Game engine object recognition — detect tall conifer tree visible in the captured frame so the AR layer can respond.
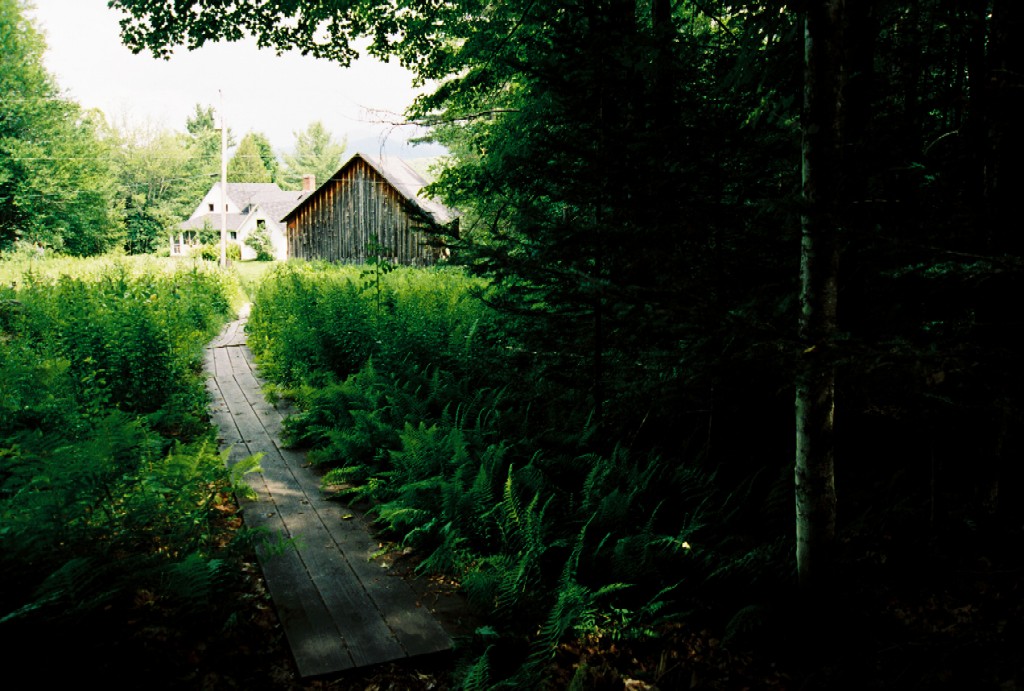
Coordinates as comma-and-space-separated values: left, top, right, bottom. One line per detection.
228, 132, 272, 183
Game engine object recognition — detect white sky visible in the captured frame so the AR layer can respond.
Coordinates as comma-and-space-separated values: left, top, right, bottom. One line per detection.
27, 0, 444, 158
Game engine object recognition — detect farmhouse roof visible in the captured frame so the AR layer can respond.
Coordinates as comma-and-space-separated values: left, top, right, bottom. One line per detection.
282, 152, 459, 227
219, 182, 306, 211
180, 212, 248, 232
260, 196, 309, 226
181, 182, 309, 232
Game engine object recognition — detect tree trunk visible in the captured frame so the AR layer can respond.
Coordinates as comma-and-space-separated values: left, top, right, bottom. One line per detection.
983, 0, 1024, 512
988, 0, 1024, 255
796, 0, 846, 590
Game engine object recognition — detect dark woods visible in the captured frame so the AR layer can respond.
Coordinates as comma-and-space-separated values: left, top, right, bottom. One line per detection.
68, 0, 1024, 686
427, 0, 1024, 558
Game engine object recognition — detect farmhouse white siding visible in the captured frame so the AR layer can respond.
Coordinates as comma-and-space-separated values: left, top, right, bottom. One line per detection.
176, 182, 308, 261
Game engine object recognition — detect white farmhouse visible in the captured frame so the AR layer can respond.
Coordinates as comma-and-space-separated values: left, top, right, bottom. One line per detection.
172, 178, 314, 261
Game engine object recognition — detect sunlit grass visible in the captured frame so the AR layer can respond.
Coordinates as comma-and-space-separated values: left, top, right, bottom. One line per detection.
0, 252, 207, 284
231, 260, 278, 302
0, 251, 254, 314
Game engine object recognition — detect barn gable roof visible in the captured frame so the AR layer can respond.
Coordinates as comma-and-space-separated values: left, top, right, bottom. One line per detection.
282, 152, 458, 227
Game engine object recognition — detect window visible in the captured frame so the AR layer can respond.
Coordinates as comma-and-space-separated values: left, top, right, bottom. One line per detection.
229, 231, 238, 240
208, 203, 214, 212
256, 219, 266, 230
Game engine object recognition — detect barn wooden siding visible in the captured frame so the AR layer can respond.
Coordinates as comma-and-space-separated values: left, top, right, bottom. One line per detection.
286, 158, 442, 265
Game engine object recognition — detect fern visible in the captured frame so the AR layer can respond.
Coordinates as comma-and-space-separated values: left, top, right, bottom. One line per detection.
491, 467, 558, 620
1, 557, 118, 624
520, 519, 630, 683
320, 464, 374, 488
459, 646, 494, 691
373, 502, 434, 538
415, 521, 469, 575
226, 450, 263, 501
160, 554, 228, 608
462, 558, 502, 611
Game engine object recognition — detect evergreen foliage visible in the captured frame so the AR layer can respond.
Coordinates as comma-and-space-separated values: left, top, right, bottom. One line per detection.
227, 132, 273, 183
249, 131, 280, 182
279, 121, 347, 191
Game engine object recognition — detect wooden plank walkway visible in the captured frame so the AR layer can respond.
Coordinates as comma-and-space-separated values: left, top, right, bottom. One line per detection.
204, 305, 452, 678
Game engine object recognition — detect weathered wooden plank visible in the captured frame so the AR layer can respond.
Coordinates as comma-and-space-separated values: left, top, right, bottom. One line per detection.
242, 495, 357, 676
223, 381, 428, 664
217, 381, 268, 447
225, 355, 292, 442
227, 444, 356, 675
324, 510, 452, 657
205, 375, 228, 413
205, 316, 452, 678
272, 494, 407, 667
213, 347, 233, 379
230, 415, 364, 677
274, 447, 452, 657
226, 343, 253, 379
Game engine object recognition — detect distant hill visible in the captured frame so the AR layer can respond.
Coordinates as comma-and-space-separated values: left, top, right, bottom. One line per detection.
346, 136, 448, 161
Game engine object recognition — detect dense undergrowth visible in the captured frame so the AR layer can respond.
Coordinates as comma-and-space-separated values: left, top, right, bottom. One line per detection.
1, 256, 1017, 688
247, 261, 788, 689
0, 256, 256, 684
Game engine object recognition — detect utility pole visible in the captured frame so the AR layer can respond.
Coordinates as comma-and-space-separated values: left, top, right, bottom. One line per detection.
219, 89, 227, 268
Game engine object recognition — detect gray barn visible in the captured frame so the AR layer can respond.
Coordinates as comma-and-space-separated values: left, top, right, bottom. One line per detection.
282, 152, 458, 264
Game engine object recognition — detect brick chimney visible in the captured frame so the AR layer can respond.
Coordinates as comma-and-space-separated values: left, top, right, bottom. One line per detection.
301, 174, 316, 192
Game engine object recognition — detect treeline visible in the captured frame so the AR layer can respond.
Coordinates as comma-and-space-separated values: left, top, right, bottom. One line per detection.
0, 0, 348, 257
0, 259, 251, 683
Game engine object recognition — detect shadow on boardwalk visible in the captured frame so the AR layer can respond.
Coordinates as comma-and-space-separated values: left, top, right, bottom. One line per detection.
204, 305, 452, 678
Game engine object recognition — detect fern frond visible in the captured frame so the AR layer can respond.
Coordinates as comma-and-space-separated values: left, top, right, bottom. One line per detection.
1, 557, 116, 624
227, 451, 263, 500
161, 553, 227, 608
415, 521, 468, 575
459, 646, 494, 691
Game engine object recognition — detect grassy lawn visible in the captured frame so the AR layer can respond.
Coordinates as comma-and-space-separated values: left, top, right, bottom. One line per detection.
232, 259, 278, 301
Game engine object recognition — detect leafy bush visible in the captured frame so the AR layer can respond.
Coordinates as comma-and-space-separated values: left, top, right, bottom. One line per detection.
244, 224, 275, 261
196, 240, 241, 262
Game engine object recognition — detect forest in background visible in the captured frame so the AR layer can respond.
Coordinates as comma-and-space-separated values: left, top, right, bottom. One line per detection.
2, 0, 1023, 688
1, 0, 350, 257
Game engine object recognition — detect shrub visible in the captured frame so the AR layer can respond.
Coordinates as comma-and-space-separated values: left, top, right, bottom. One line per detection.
244, 225, 275, 261
196, 241, 241, 262
0, 257, 250, 668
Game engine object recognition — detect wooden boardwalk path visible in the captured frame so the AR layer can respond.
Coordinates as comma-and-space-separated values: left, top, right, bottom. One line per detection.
204, 305, 452, 678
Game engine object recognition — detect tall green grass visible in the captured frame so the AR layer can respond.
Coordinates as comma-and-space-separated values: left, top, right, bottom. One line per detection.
0, 257, 252, 678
